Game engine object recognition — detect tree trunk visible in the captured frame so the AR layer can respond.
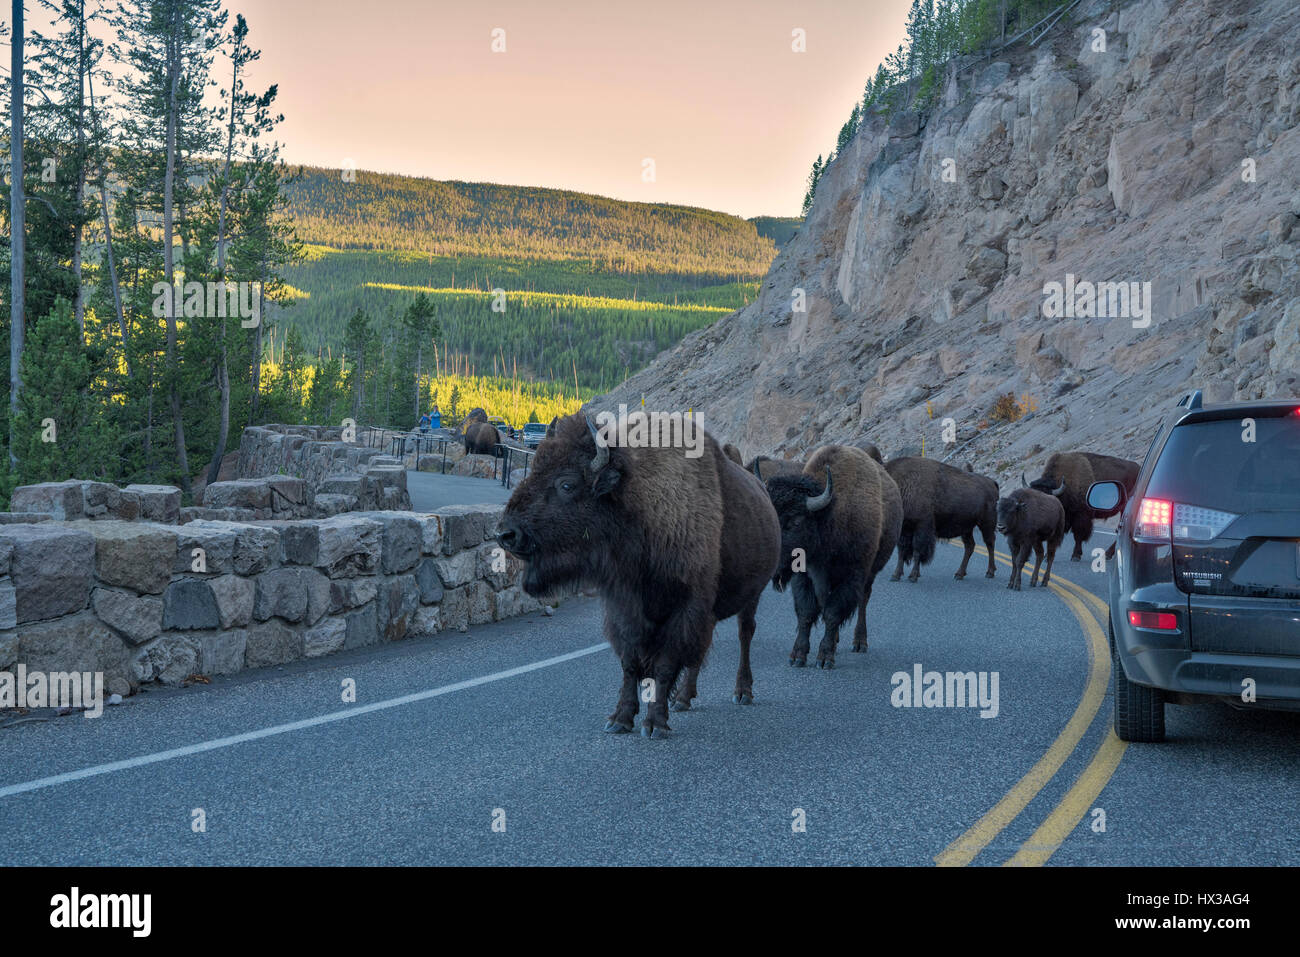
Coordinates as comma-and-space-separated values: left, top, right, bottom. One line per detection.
205, 40, 242, 486
71, 0, 87, 339
9, 0, 26, 471
162, 4, 190, 491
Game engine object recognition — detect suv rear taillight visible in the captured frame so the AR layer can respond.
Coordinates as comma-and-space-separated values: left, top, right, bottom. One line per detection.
1133, 498, 1238, 542
1128, 610, 1178, 631
1134, 498, 1172, 540
1172, 503, 1238, 541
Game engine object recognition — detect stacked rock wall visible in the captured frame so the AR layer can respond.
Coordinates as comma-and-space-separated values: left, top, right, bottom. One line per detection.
0, 504, 548, 695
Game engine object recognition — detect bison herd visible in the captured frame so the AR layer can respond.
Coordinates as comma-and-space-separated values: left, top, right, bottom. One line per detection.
497, 412, 1138, 737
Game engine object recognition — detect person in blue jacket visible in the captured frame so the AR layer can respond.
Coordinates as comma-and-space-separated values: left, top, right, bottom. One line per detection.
428, 405, 442, 429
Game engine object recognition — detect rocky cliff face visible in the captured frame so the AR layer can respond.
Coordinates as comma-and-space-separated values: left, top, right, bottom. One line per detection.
596, 0, 1300, 478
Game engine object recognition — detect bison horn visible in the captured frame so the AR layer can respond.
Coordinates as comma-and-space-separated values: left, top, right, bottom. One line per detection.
1021, 472, 1029, 488
752, 455, 767, 480
1051, 480, 1065, 496
805, 467, 834, 513
585, 415, 610, 472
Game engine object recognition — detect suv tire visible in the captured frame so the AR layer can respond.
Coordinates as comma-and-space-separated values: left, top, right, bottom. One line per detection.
1111, 617, 1166, 742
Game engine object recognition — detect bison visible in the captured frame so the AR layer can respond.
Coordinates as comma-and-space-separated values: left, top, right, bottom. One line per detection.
996, 487, 1066, 590
760, 445, 902, 669
723, 443, 744, 466
884, 456, 998, 582
1028, 451, 1140, 561
496, 412, 780, 736
463, 420, 503, 456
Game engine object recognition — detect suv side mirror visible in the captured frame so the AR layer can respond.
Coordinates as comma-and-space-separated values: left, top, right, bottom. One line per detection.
1087, 480, 1125, 517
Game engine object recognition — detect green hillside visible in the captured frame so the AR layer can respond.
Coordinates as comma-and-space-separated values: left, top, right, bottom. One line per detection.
282, 167, 777, 277
274, 169, 776, 393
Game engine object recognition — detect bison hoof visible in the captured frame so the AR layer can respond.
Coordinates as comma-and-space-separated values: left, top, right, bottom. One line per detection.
817, 659, 835, 670
852, 641, 868, 653
733, 692, 753, 705
604, 720, 634, 734
670, 698, 692, 712
790, 655, 806, 667
641, 722, 669, 738
954, 571, 966, 580
889, 574, 902, 582
986, 570, 996, 579
1070, 554, 1082, 562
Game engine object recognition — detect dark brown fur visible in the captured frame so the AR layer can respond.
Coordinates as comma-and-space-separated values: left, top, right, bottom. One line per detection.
762, 445, 903, 669
884, 456, 998, 582
497, 412, 780, 736
996, 488, 1066, 590
464, 421, 503, 456
723, 443, 743, 466
1029, 451, 1139, 560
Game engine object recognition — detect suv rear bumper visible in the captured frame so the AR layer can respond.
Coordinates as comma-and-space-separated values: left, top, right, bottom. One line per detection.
1118, 643, 1300, 707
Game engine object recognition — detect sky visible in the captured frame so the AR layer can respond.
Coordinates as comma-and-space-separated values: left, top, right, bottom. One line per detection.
223, 0, 916, 218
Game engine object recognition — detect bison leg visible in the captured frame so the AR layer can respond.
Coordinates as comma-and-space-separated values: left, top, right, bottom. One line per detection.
981, 522, 997, 578
1042, 538, 1059, 588
733, 601, 759, 704
852, 578, 873, 652
790, 574, 818, 667
1029, 541, 1044, 587
955, 530, 976, 580
889, 542, 907, 582
670, 665, 699, 712
817, 577, 860, 669
605, 651, 641, 733
1008, 542, 1028, 591
642, 659, 682, 738
1069, 512, 1091, 562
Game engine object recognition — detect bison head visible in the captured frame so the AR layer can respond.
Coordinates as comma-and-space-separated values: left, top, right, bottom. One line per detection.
762, 467, 833, 590
496, 413, 625, 597
996, 494, 1025, 534
1025, 472, 1065, 496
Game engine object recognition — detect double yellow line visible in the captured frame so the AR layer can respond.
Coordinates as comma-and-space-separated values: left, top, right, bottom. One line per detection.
934, 546, 1128, 867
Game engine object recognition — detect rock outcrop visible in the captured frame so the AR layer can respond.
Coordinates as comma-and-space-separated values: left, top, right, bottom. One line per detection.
596, 0, 1300, 481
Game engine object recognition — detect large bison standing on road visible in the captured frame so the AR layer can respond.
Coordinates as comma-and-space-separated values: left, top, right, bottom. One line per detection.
884, 456, 998, 582
760, 445, 902, 669
496, 413, 780, 736
1028, 451, 1139, 560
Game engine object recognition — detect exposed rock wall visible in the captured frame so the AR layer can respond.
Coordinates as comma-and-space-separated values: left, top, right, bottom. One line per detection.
0, 505, 549, 695
596, 0, 1300, 483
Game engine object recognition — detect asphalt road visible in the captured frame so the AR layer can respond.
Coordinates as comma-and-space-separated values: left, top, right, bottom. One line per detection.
2, 531, 1298, 865
407, 470, 512, 510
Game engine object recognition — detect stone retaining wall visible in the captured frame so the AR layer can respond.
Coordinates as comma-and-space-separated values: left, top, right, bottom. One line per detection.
234, 424, 410, 511
0, 504, 547, 696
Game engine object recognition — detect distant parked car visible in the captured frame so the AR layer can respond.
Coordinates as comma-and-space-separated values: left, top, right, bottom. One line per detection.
1088, 389, 1300, 742
523, 422, 547, 449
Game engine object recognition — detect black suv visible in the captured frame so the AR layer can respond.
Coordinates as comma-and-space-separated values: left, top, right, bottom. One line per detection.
1087, 391, 1300, 742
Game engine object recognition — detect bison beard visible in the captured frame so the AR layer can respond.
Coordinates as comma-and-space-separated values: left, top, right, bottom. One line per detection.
496, 412, 779, 737
884, 456, 998, 583
761, 445, 902, 669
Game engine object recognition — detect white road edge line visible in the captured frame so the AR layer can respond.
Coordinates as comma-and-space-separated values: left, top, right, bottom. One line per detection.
0, 642, 609, 800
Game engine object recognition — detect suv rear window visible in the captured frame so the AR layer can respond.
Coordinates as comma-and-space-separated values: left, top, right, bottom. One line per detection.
1147, 413, 1300, 513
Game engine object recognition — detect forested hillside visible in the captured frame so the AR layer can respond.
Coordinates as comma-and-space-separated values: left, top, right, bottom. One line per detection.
282, 168, 777, 277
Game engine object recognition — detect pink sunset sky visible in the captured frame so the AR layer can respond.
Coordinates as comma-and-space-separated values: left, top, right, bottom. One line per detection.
228, 0, 914, 218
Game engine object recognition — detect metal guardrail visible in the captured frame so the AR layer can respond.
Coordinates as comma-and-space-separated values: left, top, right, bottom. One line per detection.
495, 444, 536, 489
